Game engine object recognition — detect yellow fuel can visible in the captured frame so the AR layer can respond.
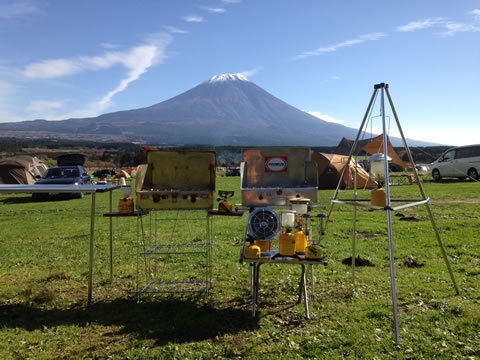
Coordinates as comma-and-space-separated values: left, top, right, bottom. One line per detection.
279, 232, 296, 256
371, 187, 387, 207
255, 240, 271, 252
294, 230, 307, 254
244, 244, 261, 258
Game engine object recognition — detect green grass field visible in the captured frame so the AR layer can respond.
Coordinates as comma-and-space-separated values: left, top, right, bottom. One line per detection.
1, 177, 479, 359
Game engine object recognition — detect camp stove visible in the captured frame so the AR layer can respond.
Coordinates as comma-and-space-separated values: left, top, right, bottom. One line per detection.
240, 148, 318, 207
135, 150, 216, 210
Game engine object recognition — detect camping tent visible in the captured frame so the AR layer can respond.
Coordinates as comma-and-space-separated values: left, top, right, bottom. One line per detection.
311, 152, 377, 190
115, 170, 130, 179
0, 155, 48, 184
361, 135, 408, 169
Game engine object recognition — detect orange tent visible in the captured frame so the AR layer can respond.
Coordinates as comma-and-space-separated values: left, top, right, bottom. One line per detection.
361, 135, 408, 169
311, 152, 377, 189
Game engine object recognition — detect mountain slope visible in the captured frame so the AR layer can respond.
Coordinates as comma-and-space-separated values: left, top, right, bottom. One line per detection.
0, 74, 435, 146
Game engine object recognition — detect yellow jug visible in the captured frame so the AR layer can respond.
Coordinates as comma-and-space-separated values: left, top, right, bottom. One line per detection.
279, 232, 296, 256
244, 244, 261, 259
294, 230, 307, 254
371, 187, 387, 207
255, 240, 271, 252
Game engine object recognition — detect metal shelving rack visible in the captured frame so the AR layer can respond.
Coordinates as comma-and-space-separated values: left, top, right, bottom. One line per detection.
136, 209, 212, 300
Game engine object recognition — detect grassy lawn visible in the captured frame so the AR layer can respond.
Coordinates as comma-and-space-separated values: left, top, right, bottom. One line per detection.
1, 177, 479, 359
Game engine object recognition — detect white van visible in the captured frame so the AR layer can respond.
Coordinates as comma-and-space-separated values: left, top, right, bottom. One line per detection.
429, 144, 480, 181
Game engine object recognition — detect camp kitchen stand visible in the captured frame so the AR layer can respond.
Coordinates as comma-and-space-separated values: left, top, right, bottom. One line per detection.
239, 148, 326, 318
134, 150, 216, 299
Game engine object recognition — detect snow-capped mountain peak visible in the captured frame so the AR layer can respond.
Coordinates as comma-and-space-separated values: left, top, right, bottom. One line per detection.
206, 73, 249, 83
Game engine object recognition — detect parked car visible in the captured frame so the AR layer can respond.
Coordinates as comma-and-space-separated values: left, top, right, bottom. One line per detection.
33, 165, 93, 199
429, 144, 480, 181
226, 167, 240, 176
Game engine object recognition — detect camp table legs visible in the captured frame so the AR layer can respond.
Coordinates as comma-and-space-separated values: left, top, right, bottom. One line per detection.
250, 262, 310, 319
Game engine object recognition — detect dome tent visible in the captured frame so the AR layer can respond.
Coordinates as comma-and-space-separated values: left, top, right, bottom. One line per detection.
0, 155, 48, 184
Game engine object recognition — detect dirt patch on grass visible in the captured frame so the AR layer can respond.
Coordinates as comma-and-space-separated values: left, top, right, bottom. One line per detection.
341, 255, 375, 267
400, 256, 425, 268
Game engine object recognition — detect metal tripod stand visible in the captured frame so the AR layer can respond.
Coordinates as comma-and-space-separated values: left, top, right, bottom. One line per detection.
326, 82, 459, 343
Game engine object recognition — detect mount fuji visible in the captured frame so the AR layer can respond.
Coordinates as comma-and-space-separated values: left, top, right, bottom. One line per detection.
0, 74, 430, 146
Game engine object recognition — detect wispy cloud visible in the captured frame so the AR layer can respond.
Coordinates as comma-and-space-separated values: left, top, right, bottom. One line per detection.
201, 6, 225, 14
396, 18, 445, 32
21, 33, 172, 119
164, 25, 187, 34
307, 111, 344, 124
183, 15, 204, 23
0, 1, 40, 19
239, 67, 262, 78
27, 99, 66, 113
323, 75, 340, 83
441, 22, 480, 36
397, 10, 480, 36
295, 32, 385, 59
23, 33, 171, 80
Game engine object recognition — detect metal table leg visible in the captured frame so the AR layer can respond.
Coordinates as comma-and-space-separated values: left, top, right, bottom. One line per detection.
252, 263, 262, 317
302, 264, 310, 319
310, 264, 315, 297
109, 190, 113, 283
88, 192, 96, 306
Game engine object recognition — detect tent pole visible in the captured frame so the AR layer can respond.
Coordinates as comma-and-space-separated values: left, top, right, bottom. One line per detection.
378, 84, 399, 344
326, 87, 378, 227
385, 87, 459, 295
352, 163, 358, 283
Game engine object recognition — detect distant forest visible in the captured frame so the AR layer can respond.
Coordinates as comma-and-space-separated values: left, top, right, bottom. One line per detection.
0, 138, 450, 168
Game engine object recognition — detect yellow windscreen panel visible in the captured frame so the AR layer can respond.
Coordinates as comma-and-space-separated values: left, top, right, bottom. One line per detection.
148, 151, 215, 190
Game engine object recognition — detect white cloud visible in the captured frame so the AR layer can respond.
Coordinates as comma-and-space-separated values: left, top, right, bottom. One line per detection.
397, 11, 480, 36
23, 33, 171, 80
441, 22, 480, 36
239, 67, 262, 78
164, 25, 187, 34
203, 7, 225, 13
0, 1, 40, 18
323, 75, 340, 83
296, 32, 385, 59
19, 33, 172, 120
24, 59, 82, 79
183, 15, 204, 23
396, 18, 445, 32
307, 111, 344, 124
27, 100, 66, 113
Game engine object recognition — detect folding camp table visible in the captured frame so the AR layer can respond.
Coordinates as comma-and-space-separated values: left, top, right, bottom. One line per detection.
0, 184, 120, 305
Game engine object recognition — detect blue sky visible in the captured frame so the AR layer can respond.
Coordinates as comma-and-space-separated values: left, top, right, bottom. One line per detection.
1, 0, 479, 146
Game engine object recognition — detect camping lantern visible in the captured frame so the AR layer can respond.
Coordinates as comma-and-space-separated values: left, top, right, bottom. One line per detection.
281, 210, 296, 228
289, 198, 310, 215
368, 153, 391, 183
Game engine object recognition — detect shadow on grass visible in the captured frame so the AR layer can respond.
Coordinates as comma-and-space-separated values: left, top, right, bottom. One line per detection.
0, 194, 83, 204
0, 297, 258, 345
